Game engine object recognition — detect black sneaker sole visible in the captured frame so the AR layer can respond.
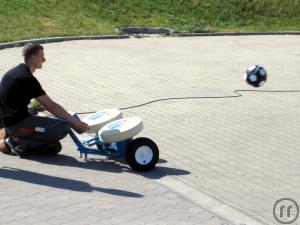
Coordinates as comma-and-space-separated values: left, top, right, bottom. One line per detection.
5, 138, 28, 157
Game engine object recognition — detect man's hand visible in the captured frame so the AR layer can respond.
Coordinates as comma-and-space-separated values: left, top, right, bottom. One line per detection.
73, 120, 89, 134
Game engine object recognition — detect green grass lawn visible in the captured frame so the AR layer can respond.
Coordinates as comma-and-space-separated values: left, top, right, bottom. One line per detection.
0, 0, 299, 43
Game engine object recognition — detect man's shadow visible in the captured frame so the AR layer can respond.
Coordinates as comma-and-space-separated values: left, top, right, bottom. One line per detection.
0, 166, 143, 198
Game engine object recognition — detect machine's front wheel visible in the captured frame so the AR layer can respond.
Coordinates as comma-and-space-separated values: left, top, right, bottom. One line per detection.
126, 137, 159, 172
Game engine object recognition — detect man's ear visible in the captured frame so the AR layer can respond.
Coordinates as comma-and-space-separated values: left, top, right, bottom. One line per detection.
29, 54, 37, 63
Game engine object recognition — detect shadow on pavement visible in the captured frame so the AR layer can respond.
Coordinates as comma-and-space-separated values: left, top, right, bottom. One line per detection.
157, 158, 168, 164
134, 166, 191, 180
21, 154, 190, 180
24, 154, 124, 173
0, 166, 143, 198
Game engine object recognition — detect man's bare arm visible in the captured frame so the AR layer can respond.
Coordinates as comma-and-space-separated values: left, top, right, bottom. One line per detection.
36, 95, 89, 133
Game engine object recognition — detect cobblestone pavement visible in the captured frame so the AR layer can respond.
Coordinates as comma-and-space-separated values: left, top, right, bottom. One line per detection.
0, 35, 299, 225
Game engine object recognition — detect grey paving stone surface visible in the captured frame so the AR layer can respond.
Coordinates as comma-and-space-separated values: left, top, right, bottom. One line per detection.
0, 35, 299, 225
0, 140, 227, 225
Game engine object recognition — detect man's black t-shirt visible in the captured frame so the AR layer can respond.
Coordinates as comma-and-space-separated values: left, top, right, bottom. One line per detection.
0, 63, 46, 127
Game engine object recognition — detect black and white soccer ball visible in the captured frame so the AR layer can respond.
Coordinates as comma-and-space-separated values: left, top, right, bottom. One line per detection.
244, 65, 267, 87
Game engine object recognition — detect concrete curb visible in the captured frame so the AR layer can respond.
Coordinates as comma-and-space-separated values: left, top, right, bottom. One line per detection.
118, 27, 175, 35
156, 174, 265, 225
0, 35, 130, 50
176, 31, 300, 37
1, 32, 299, 50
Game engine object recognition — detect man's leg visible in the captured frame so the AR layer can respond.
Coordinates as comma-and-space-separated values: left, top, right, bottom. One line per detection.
0, 128, 11, 154
11, 137, 62, 155
30, 142, 62, 155
5, 115, 71, 155
6, 115, 71, 142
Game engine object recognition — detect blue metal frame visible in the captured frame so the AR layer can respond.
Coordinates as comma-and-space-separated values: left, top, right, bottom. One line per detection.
68, 126, 131, 158
49, 112, 132, 159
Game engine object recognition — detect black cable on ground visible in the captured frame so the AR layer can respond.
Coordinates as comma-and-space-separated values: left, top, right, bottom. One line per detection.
76, 89, 300, 115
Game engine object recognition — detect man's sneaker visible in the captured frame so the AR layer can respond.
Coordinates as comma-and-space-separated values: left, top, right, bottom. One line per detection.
5, 137, 28, 157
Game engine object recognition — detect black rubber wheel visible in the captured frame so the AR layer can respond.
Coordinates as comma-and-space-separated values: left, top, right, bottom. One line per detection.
126, 137, 159, 172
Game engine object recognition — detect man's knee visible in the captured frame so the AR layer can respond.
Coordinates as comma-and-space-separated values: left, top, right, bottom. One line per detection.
50, 119, 71, 140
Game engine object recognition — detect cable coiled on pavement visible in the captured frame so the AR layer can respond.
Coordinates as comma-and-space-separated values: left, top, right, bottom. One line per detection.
76, 89, 300, 114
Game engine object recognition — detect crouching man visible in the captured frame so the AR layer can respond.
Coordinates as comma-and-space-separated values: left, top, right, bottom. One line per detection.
0, 43, 89, 157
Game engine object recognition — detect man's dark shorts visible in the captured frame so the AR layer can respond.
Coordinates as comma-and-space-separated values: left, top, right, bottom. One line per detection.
5, 115, 71, 156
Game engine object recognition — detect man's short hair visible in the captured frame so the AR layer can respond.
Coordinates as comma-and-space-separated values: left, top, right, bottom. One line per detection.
22, 43, 44, 64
